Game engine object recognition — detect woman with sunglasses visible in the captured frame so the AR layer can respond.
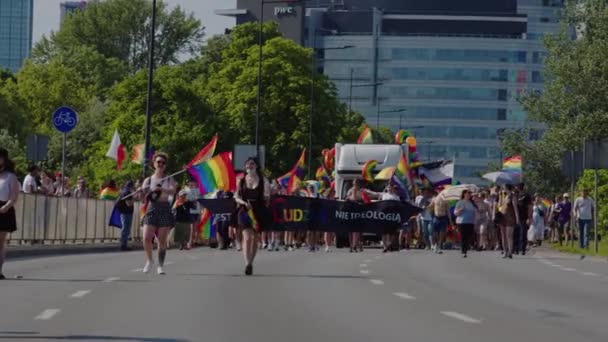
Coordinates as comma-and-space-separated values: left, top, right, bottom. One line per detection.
234, 157, 270, 276
0, 148, 20, 280
141, 152, 177, 275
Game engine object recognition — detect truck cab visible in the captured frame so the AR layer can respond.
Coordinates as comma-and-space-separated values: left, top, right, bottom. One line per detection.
334, 143, 406, 200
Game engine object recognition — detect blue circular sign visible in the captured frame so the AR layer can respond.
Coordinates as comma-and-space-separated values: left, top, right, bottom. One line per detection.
52, 107, 79, 133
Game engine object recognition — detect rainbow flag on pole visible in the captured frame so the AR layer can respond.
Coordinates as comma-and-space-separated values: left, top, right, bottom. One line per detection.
187, 134, 218, 168
187, 152, 236, 195
277, 149, 306, 194
198, 209, 216, 239
357, 125, 373, 144
502, 155, 522, 175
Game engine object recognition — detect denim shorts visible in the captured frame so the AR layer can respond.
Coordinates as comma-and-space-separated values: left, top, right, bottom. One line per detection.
432, 216, 449, 233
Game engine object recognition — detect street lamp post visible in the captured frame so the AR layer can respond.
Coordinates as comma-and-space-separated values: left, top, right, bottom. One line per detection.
376, 106, 406, 130
143, 0, 157, 177
256, 0, 302, 159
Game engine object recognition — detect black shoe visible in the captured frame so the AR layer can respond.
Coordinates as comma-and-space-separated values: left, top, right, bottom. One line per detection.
245, 264, 253, 276
0, 273, 5, 280
580, 255, 586, 260
349, 248, 353, 253
508, 254, 513, 259
462, 253, 467, 258
382, 248, 388, 253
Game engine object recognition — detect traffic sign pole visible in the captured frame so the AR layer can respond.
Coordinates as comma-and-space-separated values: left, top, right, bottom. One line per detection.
52, 106, 79, 195
62, 133, 66, 196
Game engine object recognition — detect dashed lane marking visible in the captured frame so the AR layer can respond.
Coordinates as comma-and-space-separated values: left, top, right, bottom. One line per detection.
440, 311, 481, 324
370, 279, 384, 285
103, 277, 120, 283
70, 290, 91, 298
35, 309, 60, 320
393, 292, 416, 300
360, 270, 370, 275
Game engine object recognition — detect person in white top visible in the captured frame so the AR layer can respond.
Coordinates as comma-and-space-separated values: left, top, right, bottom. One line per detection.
574, 189, 595, 249
0, 148, 20, 280
364, 183, 401, 253
22, 165, 39, 194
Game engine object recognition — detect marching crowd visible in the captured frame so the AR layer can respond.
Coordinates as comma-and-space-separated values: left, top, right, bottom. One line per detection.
0, 148, 597, 280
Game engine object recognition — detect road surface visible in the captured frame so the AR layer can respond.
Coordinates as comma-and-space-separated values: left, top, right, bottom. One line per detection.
2, 247, 608, 342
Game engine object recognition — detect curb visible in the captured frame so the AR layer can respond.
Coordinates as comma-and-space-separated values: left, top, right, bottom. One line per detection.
6, 243, 143, 259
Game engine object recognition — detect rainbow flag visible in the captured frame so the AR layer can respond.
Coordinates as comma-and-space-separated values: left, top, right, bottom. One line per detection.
394, 129, 410, 145
502, 155, 522, 174
395, 152, 408, 178
187, 134, 218, 168
315, 166, 328, 180
197, 209, 217, 240
99, 187, 119, 200
361, 160, 377, 182
357, 125, 373, 144
541, 198, 552, 209
187, 152, 236, 195
375, 166, 395, 180
277, 149, 306, 194
139, 201, 148, 221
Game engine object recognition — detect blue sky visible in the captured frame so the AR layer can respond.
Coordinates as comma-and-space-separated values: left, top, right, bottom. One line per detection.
33, 0, 236, 46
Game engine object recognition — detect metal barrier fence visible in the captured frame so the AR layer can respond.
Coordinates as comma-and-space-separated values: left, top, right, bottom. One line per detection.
8, 193, 143, 245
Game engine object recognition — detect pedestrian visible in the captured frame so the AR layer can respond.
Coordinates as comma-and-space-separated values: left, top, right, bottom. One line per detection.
475, 192, 491, 250
22, 165, 39, 194
554, 193, 571, 246
515, 183, 533, 255
305, 182, 322, 252
486, 191, 499, 250
346, 179, 366, 252
497, 185, 520, 259
141, 152, 177, 275
185, 178, 201, 250
266, 180, 282, 252
574, 189, 595, 250
322, 179, 336, 252
40, 171, 56, 196
173, 189, 194, 250
364, 183, 401, 253
116, 180, 135, 251
454, 190, 477, 258
73, 176, 91, 198
415, 188, 434, 251
55, 176, 71, 197
548, 195, 561, 243
530, 194, 546, 247
215, 191, 234, 250
234, 157, 270, 276
431, 193, 450, 254
0, 148, 20, 280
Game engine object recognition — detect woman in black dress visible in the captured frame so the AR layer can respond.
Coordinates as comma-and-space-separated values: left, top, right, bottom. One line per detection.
234, 157, 270, 276
0, 148, 20, 280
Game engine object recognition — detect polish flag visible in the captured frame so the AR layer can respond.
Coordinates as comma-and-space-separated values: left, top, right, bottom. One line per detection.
106, 129, 126, 170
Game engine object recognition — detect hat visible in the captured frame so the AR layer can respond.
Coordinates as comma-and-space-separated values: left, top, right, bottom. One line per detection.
178, 189, 188, 197
563, 193, 570, 198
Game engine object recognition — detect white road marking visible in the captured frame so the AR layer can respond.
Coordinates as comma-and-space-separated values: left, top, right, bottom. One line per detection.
359, 263, 368, 268
103, 277, 120, 283
131, 268, 143, 272
550, 264, 563, 268
370, 279, 384, 285
440, 311, 481, 324
35, 309, 60, 320
364, 259, 372, 263
393, 292, 416, 300
70, 290, 91, 298
582, 272, 599, 276
374, 256, 382, 260
165, 261, 175, 265
360, 270, 370, 275
562, 268, 576, 272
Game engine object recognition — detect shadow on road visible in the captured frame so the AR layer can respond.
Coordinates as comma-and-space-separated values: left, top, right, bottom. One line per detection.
0, 333, 189, 342
182, 273, 366, 279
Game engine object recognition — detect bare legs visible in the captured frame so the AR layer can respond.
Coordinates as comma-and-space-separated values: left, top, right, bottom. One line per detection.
242, 228, 259, 275
501, 225, 514, 258
324, 232, 334, 251
143, 225, 171, 273
0, 232, 7, 277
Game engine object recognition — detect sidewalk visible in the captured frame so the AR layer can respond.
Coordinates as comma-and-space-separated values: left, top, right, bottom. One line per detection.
6, 242, 143, 259
532, 246, 608, 263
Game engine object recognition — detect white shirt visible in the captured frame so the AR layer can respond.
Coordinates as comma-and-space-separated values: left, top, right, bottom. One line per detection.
22, 174, 37, 193
415, 195, 433, 221
381, 192, 400, 201
574, 197, 595, 220
0, 172, 19, 201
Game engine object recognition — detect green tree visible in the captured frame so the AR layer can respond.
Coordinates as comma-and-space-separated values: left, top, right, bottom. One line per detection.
576, 170, 608, 233
33, 0, 205, 74
0, 129, 27, 177
201, 23, 361, 176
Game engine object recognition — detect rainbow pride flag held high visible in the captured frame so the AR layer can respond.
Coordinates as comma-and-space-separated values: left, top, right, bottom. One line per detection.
187, 152, 236, 195
99, 187, 119, 200
361, 160, 377, 182
277, 149, 306, 194
357, 125, 373, 144
187, 134, 218, 168
502, 155, 522, 174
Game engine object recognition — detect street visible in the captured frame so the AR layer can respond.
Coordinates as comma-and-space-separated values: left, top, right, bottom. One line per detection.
1, 248, 608, 342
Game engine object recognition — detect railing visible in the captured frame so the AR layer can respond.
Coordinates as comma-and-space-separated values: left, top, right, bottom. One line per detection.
7, 193, 143, 245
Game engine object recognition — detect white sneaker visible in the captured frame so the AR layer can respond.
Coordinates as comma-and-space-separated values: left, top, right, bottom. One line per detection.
262, 243, 268, 249
288, 246, 294, 252
143, 261, 153, 274
157, 266, 166, 275
325, 246, 331, 252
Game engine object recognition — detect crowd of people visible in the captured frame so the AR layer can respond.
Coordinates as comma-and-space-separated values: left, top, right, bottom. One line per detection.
0, 147, 598, 280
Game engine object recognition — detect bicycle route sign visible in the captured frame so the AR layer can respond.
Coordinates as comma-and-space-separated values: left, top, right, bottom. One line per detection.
52, 106, 79, 133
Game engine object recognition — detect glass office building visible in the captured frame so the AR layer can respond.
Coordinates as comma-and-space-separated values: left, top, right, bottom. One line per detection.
0, 0, 33, 73
309, 0, 563, 183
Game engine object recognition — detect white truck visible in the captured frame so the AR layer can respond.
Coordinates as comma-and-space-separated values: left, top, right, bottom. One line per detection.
334, 143, 407, 200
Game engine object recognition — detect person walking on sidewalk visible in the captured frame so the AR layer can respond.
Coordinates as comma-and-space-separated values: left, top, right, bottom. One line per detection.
117, 181, 135, 251
554, 193, 571, 246
574, 189, 595, 250
0, 148, 20, 280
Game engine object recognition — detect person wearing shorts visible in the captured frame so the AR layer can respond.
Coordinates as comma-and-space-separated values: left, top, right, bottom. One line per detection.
0, 148, 20, 280
431, 195, 450, 254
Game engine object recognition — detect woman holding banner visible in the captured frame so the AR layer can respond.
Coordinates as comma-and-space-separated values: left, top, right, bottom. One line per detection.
346, 179, 366, 252
234, 157, 270, 276
364, 183, 401, 253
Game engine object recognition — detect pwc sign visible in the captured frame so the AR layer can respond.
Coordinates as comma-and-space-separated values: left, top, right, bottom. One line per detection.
274, 6, 296, 17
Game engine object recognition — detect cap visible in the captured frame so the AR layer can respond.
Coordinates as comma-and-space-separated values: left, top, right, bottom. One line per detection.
563, 193, 570, 198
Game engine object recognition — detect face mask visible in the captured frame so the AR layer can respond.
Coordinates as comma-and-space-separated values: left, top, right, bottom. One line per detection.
246, 168, 255, 175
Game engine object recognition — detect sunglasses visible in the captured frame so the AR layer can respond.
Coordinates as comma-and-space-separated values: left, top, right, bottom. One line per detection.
155, 160, 166, 165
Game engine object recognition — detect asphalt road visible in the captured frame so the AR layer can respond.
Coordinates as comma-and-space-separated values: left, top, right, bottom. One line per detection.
1, 246, 608, 342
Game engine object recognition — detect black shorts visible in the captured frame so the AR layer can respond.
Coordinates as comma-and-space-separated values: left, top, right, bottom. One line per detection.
0, 201, 16, 233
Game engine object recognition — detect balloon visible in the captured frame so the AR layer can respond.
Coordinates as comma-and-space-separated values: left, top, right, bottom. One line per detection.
394, 130, 410, 144
405, 136, 417, 147
408, 145, 416, 153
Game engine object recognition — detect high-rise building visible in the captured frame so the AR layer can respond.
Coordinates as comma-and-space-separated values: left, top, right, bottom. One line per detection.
0, 0, 34, 73
219, 0, 564, 184
60, 1, 88, 24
